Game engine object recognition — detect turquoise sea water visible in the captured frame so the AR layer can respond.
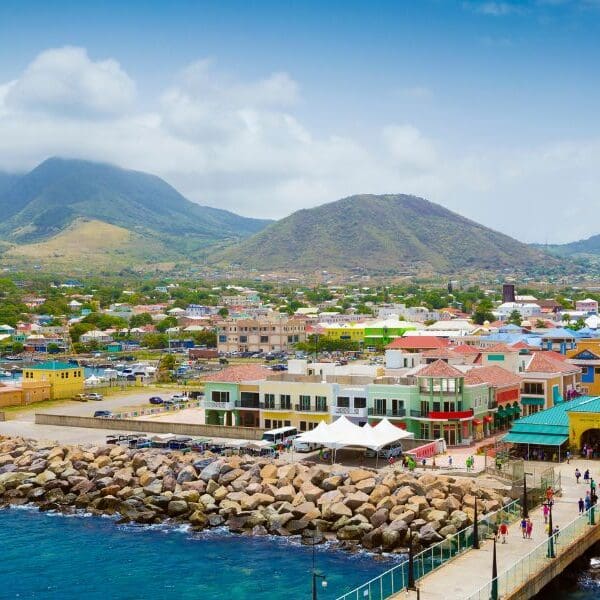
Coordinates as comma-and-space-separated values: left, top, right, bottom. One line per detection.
0, 508, 396, 599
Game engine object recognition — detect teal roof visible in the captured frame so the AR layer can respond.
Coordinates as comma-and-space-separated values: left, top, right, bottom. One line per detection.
566, 397, 600, 413
503, 395, 600, 447
27, 361, 79, 370
503, 432, 568, 446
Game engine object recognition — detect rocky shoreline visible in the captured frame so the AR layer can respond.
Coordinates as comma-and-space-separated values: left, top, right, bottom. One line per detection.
0, 436, 512, 554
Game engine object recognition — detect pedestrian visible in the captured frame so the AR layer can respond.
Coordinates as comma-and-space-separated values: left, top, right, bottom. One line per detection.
448, 455, 453, 468
546, 486, 554, 504
584, 469, 590, 483
526, 518, 533, 539
591, 478, 596, 494
520, 517, 527, 538
578, 497, 585, 514
592, 491, 598, 506
543, 503, 549, 524
499, 521, 509, 544
575, 468, 581, 484
585, 492, 592, 511
553, 525, 560, 542
566, 450, 571, 464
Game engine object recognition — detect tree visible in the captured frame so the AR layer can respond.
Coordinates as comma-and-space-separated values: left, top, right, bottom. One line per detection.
156, 316, 178, 333
472, 299, 495, 325
46, 343, 61, 354
507, 310, 522, 326
218, 307, 229, 318
191, 330, 217, 347
143, 333, 168, 349
572, 318, 586, 331
535, 319, 547, 329
129, 312, 153, 328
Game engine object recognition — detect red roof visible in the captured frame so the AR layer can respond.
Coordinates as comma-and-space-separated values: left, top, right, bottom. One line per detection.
451, 344, 481, 355
414, 359, 464, 378
464, 365, 522, 388
387, 336, 449, 350
421, 347, 459, 359
482, 343, 520, 353
524, 353, 580, 375
203, 364, 270, 383
510, 341, 530, 350
539, 350, 569, 362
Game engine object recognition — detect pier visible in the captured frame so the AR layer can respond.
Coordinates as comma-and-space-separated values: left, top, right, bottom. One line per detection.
339, 459, 600, 600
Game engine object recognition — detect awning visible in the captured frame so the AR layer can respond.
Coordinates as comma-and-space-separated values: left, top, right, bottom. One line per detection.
483, 416, 493, 423
472, 419, 483, 426
502, 432, 568, 446
521, 397, 545, 406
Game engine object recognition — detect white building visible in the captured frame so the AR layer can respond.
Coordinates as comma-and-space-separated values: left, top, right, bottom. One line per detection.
495, 302, 541, 320
576, 298, 598, 314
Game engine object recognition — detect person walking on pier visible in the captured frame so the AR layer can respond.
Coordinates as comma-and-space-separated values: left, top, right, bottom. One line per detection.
575, 468, 581, 484
585, 492, 591, 511
520, 517, 527, 538
526, 518, 533, 539
583, 469, 590, 483
578, 497, 585, 514
499, 521, 509, 544
542, 503, 549, 524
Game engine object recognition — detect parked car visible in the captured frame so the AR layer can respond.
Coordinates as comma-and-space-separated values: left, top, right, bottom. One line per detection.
149, 396, 163, 405
365, 441, 403, 459
73, 394, 88, 402
271, 364, 288, 371
171, 393, 188, 401
87, 393, 104, 401
94, 410, 112, 418
293, 439, 322, 453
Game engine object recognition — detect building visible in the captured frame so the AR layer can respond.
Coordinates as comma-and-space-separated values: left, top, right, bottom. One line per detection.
217, 316, 306, 354
502, 283, 516, 303
566, 340, 600, 396
80, 330, 113, 345
22, 361, 84, 399
495, 302, 542, 321
575, 298, 599, 314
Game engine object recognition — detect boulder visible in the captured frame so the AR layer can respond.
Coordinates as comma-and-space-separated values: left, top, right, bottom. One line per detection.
349, 469, 376, 484
189, 510, 208, 527
321, 475, 343, 491
324, 502, 352, 520
300, 482, 323, 503
199, 461, 222, 482
176, 465, 197, 484
274, 485, 296, 503
344, 491, 370, 511
260, 464, 278, 480
369, 484, 391, 505
34, 470, 56, 486
355, 478, 376, 494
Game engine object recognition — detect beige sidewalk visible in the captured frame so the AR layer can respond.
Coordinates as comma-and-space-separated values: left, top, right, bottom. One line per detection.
393, 459, 592, 600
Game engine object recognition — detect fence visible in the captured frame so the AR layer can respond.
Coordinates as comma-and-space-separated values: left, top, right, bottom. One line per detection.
464, 506, 598, 600
335, 499, 522, 600
111, 401, 203, 419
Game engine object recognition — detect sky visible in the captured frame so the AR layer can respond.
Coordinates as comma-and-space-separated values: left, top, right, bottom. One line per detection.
0, 0, 599, 244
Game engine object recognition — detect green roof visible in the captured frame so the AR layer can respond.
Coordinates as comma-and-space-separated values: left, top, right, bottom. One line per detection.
503, 395, 600, 447
503, 432, 568, 446
27, 361, 79, 370
566, 397, 600, 413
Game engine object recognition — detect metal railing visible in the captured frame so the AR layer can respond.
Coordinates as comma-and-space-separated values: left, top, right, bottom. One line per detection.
202, 399, 235, 410
295, 403, 328, 413
259, 402, 292, 411
333, 406, 363, 415
464, 505, 597, 600
234, 400, 260, 409
367, 408, 407, 417
335, 499, 522, 600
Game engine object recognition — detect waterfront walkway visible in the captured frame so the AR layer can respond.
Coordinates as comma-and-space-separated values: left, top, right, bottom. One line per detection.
394, 459, 596, 600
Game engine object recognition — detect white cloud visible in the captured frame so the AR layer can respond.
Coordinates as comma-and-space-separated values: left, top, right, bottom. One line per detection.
0, 46, 599, 245
5, 46, 135, 117
463, 2, 526, 16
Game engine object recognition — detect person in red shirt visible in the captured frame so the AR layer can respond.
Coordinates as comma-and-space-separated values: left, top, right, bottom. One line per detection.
499, 522, 509, 544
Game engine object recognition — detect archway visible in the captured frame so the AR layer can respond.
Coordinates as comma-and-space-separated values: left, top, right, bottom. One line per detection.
580, 428, 600, 454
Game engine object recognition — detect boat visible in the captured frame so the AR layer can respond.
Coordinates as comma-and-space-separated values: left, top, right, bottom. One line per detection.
0, 370, 12, 378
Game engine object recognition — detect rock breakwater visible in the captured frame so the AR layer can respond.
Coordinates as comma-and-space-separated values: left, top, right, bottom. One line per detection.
0, 436, 511, 553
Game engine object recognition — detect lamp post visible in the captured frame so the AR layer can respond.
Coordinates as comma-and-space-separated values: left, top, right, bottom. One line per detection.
547, 502, 555, 559
590, 478, 596, 525
490, 535, 498, 600
522, 473, 529, 519
472, 495, 480, 550
408, 532, 416, 590
311, 532, 327, 600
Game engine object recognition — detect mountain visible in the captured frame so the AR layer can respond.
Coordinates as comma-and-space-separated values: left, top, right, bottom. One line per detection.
538, 234, 600, 257
213, 194, 562, 274
0, 158, 271, 260
0, 172, 21, 196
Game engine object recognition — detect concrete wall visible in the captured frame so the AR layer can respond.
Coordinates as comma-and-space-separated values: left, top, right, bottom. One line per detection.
0, 411, 5, 421
507, 522, 600, 600
35, 413, 265, 440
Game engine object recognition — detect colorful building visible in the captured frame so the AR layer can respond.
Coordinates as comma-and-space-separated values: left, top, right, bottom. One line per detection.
567, 340, 600, 397
22, 361, 84, 399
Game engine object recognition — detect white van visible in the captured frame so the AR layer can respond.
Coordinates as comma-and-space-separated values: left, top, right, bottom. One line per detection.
293, 438, 322, 453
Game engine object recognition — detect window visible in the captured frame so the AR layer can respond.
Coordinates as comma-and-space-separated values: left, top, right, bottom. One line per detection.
288, 336, 293, 343
65, 372, 69, 379
211, 391, 230, 403
308, 422, 318, 430
279, 394, 291, 409
315, 396, 327, 411
374, 398, 387, 415
299, 421, 307, 431
354, 397, 366, 409
264, 419, 272, 429
337, 396, 350, 408
239, 335, 248, 343
299, 395, 311, 411
219, 335, 227, 342
61, 372, 64, 379
264, 393, 275, 409
420, 423, 430, 439
284, 420, 291, 427
523, 382, 544, 395
260, 336, 269, 343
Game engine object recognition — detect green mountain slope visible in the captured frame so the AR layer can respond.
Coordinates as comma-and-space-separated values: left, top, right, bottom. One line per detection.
0, 158, 271, 253
538, 234, 600, 257
214, 194, 561, 274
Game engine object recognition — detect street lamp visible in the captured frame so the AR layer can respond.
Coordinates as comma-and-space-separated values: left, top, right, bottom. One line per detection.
490, 535, 498, 600
311, 532, 327, 600
546, 502, 555, 559
590, 478, 596, 525
472, 496, 480, 550
408, 532, 416, 590
522, 474, 529, 519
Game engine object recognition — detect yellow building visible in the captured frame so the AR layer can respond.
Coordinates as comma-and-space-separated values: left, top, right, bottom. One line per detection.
567, 397, 600, 450
567, 340, 600, 397
318, 323, 365, 343
0, 381, 51, 408
22, 361, 85, 399
259, 379, 334, 432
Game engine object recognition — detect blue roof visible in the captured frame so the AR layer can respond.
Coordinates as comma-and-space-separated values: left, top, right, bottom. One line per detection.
27, 361, 80, 370
540, 328, 577, 339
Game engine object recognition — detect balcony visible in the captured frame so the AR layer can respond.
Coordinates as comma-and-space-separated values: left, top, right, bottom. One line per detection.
234, 400, 260, 410
202, 399, 235, 411
295, 403, 329, 413
367, 408, 406, 418
427, 409, 474, 420
259, 402, 292, 411
332, 405, 368, 417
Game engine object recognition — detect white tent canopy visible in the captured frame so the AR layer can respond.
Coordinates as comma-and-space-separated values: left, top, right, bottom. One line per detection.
297, 416, 413, 451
